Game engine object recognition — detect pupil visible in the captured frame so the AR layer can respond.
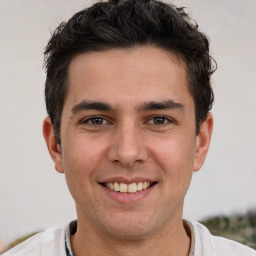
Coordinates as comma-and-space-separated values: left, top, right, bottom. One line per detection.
92, 118, 103, 125
154, 117, 164, 124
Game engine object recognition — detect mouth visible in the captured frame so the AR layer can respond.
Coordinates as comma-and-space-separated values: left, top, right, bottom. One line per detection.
100, 181, 157, 193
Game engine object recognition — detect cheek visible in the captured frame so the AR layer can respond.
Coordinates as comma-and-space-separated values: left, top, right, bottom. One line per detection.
148, 135, 195, 187
62, 133, 106, 169
60, 137, 106, 194
150, 134, 196, 167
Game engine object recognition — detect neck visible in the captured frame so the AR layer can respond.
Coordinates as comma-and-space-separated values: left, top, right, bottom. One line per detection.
71, 217, 191, 256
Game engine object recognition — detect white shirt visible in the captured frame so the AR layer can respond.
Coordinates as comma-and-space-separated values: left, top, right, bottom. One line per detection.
2, 221, 256, 256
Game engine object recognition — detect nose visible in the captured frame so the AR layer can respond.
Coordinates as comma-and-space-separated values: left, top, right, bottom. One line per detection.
107, 123, 148, 167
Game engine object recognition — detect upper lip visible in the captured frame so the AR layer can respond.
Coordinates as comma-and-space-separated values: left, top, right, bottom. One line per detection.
99, 177, 157, 184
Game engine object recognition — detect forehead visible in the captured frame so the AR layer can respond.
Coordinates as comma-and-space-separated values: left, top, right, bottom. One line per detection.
65, 46, 192, 109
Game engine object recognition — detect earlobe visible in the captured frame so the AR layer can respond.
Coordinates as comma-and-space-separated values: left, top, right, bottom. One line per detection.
42, 117, 64, 173
193, 113, 213, 172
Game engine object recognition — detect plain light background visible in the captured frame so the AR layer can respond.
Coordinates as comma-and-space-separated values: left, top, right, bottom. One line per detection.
0, 0, 256, 244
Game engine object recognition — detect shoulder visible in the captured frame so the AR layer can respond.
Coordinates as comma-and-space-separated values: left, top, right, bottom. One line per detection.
2, 227, 66, 256
212, 235, 256, 256
188, 221, 256, 256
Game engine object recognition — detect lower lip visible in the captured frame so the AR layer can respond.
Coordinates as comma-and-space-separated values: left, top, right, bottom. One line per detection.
100, 184, 156, 203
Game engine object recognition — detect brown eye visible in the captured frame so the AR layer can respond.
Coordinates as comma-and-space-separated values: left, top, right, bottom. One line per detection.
90, 117, 104, 125
147, 115, 175, 126
153, 116, 166, 124
148, 116, 171, 125
83, 116, 109, 125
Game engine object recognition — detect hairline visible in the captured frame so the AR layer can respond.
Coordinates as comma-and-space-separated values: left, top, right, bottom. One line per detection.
54, 44, 199, 144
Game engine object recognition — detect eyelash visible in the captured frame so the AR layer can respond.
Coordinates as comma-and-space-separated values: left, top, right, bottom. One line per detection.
147, 115, 174, 126
81, 116, 110, 126
81, 115, 173, 126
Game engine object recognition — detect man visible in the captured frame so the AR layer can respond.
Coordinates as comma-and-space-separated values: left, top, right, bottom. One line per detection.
4, 0, 256, 255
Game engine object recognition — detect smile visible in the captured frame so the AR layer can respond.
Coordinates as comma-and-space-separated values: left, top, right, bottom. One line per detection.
103, 182, 155, 193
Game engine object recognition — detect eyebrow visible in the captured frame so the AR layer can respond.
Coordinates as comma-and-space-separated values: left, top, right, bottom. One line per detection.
71, 99, 184, 114
72, 101, 113, 113
137, 100, 184, 112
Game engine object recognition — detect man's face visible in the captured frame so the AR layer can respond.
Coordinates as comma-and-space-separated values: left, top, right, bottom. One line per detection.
44, 46, 212, 239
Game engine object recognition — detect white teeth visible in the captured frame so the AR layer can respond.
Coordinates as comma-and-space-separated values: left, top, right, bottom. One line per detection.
137, 182, 143, 191
109, 182, 114, 190
120, 183, 128, 192
114, 182, 120, 192
106, 181, 152, 193
142, 181, 148, 190
128, 183, 137, 193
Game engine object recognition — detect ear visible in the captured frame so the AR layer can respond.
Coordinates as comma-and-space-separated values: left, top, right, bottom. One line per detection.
193, 113, 213, 172
43, 117, 64, 173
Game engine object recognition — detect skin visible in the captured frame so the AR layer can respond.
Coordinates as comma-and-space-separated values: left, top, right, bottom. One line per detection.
43, 46, 213, 256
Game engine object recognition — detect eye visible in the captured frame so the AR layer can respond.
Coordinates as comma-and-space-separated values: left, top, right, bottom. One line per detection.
147, 115, 172, 125
82, 116, 109, 125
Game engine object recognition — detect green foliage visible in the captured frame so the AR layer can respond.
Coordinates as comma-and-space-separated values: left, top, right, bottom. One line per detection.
200, 211, 256, 249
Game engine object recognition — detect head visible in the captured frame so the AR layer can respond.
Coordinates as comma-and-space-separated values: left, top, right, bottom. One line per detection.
44, 0, 215, 145
43, 0, 215, 243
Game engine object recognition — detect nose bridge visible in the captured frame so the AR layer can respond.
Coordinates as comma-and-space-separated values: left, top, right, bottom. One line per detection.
108, 119, 148, 167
